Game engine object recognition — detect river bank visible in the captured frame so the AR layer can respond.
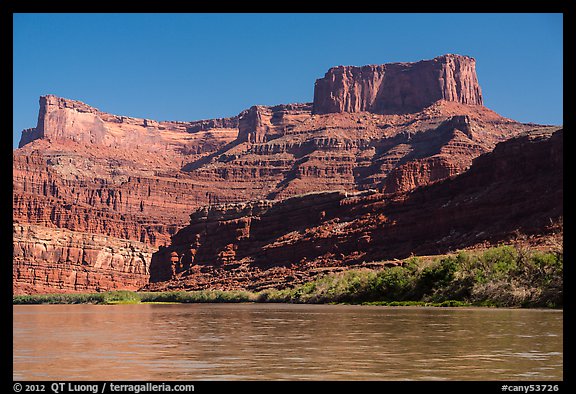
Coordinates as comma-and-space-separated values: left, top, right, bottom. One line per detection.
13, 245, 562, 308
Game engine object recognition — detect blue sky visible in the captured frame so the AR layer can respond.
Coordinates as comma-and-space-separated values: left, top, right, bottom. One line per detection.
13, 13, 563, 149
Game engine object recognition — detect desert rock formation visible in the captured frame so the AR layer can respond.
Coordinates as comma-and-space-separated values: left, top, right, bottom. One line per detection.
13, 54, 559, 294
313, 54, 483, 115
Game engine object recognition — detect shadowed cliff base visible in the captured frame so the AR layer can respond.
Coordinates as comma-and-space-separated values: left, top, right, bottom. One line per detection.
14, 243, 563, 309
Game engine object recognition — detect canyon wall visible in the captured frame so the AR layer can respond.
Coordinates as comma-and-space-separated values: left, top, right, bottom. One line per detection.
14, 54, 553, 294
14, 95, 241, 293
147, 128, 563, 291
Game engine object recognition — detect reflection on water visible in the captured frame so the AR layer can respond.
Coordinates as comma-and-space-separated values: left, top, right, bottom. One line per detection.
13, 304, 562, 380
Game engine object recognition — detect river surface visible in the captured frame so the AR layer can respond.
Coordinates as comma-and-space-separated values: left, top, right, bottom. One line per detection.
13, 303, 562, 381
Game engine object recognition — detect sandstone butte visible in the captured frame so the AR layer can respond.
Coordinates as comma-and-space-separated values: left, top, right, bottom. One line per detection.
12, 54, 563, 294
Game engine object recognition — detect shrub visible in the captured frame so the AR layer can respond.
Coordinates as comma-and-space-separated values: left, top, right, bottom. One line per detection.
102, 290, 141, 304
13, 293, 105, 304
480, 245, 518, 279
414, 256, 458, 298
466, 246, 562, 307
371, 266, 414, 301
139, 290, 256, 303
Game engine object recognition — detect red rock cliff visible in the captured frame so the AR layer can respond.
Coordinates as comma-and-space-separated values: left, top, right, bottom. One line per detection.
313, 54, 483, 115
13, 224, 154, 294
147, 128, 562, 291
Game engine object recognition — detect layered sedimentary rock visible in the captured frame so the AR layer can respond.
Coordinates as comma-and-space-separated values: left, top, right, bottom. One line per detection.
13, 224, 153, 295
12, 148, 210, 240
186, 100, 536, 201
237, 103, 312, 143
19, 94, 240, 154
313, 54, 483, 114
14, 54, 554, 294
14, 95, 241, 293
147, 128, 563, 291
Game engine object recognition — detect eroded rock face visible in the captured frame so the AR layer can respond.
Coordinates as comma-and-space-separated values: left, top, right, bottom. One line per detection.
147, 129, 563, 291
13, 224, 154, 294
313, 54, 483, 115
19, 95, 240, 154
237, 103, 312, 143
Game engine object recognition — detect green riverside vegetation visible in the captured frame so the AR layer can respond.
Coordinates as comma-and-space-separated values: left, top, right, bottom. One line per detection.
13, 245, 562, 308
